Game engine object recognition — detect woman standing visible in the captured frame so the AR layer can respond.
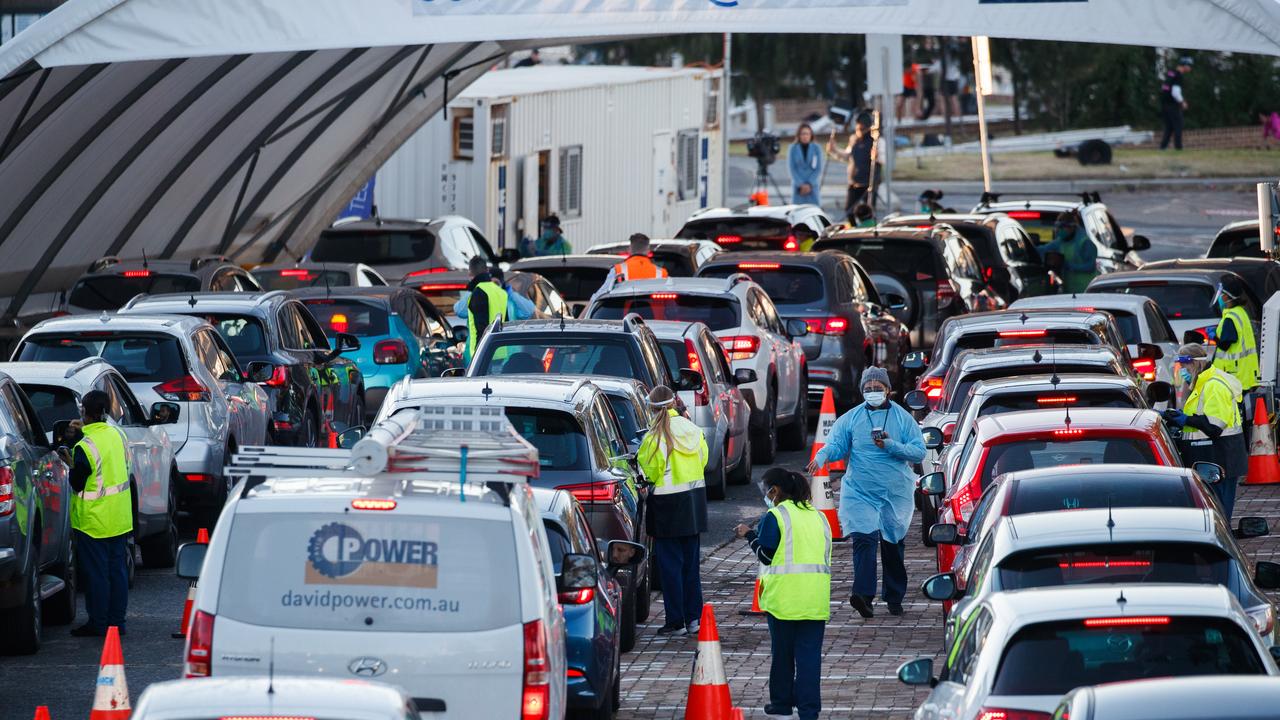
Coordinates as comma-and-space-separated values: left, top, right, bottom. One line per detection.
735, 468, 832, 720
788, 123, 824, 206
638, 385, 709, 635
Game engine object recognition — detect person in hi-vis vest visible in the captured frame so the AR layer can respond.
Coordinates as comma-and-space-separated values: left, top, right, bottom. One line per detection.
736, 468, 831, 720
592, 233, 669, 301
1163, 343, 1247, 518
1210, 274, 1259, 395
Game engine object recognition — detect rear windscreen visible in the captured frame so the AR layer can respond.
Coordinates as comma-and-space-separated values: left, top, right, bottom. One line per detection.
1109, 282, 1216, 321
253, 269, 353, 291
189, 314, 269, 358
21, 384, 79, 434
973, 389, 1136, 416
991, 617, 1263, 696
1209, 228, 1265, 259
944, 365, 1120, 412
302, 299, 391, 337
677, 218, 792, 251
998, 543, 1227, 591
953, 329, 1098, 356
18, 334, 187, 383
981, 437, 1155, 488
590, 296, 740, 331
815, 239, 937, 278
217, 513, 519, 633
68, 274, 200, 311
1007, 473, 1194, 516
505, 408, 589, 470
312, 231, 436, 265
520, 267, 608, 301
699, 265, 825, 305
411, 282, 469, 314
475, 338, 639, 380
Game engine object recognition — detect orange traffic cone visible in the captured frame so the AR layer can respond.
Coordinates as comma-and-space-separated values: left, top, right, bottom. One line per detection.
738, 577, 764, 616
32, 706, 51, 720
89, 627, 130, 720
172, 528, 209, 639
811, 387, 845, 472
685, 605, 738, 720
1245, 396, 1280, 485
749, 190, 769, 207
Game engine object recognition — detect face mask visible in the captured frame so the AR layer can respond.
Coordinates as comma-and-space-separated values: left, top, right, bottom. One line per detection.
864, 391, 887, 407
764, 490, 777, 509
1179, 367, 1194, 385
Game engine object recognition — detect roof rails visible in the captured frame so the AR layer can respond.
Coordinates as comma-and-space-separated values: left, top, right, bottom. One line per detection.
64, 356, 109, 378
621, 312, 648, 334
725, 272, 753, 290
978, 191, 1102, 207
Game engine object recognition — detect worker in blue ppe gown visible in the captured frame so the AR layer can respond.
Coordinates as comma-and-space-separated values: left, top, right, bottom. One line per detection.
807, 366, 924, 618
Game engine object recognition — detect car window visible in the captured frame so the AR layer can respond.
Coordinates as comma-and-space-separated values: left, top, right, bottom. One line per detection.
505, 407, 590, 470
998, 542, 1231, 591
966, 533, 997, 595
396, 295, 431, 338
606, 393, 644, 443
68, 274, 200, 311
964, 485, 1001, 546
415, 297, 449, 338
109, 374, 146, 425
467, 227, 499, 264
592, 397, 627, 466
699, 330, 728, 384
516, 265, 609, 302
192, 313, 270, 358
276, 304, 307, 349
1007, 472, 1194, 515
363, 269, 387, 286
476, 338, 640, 379
20, 384, 80, 432
208, 270, 238, 292
572, 506, 599, 560
699, 265, 826, 306
234, 272, 262, 291
590, 295, 741, 331
944, 606, 993, 685
1144, 302, 1176, 343
981, 438, 1156, 489
94, 373, 141, 425
296, 304, 334, 349
438, 227, 478, 269
0, 382, 37, 445
638, 332, 673, 387
998, 225, 1040, 265
537, 278, 569, 317
542, 522, 571, 574
757, 291, 784, 334
705, 330, 733, 383
194, 329, 239, 382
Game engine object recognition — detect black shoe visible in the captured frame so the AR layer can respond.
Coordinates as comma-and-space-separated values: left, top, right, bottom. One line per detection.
656, 622, 685, 635
70, 624, 104, 638
848, 594, 874, 618
888, 602, 905, 616
764, 704, 793, 716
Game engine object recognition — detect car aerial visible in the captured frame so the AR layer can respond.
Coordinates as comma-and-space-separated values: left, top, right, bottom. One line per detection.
509, 254, 624, 316
1010, 292, 1180, 384
926, 504, 1279, 649
62, 256, 263, 315
292, 286, 462, 419
1053, 676, 1280, 720
813, 226, 1004, 348
1086, 267, 1261, 345
0, 357, 181, 568
585, 238, 722, 276
583, 278, 809, 463
882, 213, 1057, 302
13, 314, 270, 514
971, 191, 1151, 272
250, 261, 389, 290
403, 268, 570, 330
1206, 219, 1272, 259
130, 677, 420, 720
897, 584, 1279, 720
305, 215, 513, 283
697, 250, 911, 405
0, 372, 73, 654
176, 406, 570, 720
646, 320, 752, 500
120, 292, 366, 445
374, 376, 652, 653
676, 203, 833, 253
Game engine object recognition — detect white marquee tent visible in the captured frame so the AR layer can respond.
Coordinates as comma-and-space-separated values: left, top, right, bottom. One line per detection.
0, 0, 1278, 320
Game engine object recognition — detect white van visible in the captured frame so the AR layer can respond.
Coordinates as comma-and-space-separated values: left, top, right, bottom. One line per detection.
174, 406, 571, 719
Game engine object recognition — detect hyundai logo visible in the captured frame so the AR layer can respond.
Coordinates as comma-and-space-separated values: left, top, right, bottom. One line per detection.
348, 656, 387, 677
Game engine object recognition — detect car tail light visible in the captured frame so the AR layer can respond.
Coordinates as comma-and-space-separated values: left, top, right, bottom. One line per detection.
418, 282, 468, 292
522, 619, 551, 720
351, 498, 397, 511
738, 262, 780, 270
0, 466, 13, 516
1006, 211, 1041, 221
1083, 616, 1171, 628
935, 279, 957, 309
567, 668, 586, 678
1247, 605, 1275, 636
221, 717, 315, 720
405, 267, 449, 278
122, 270, 151, 278
804, 317, 848, 336
374, 339, 409, 365
154, 375, 209, 402
260, 366, 289, 388
950, 481, 977, 523
722, 335, 760, 360
279, 269, 313, 278
184, 609, 215, 677
999, 329, 1047, 338
685, 339, 709, 407
1132, 358, 1157, 381
715, 235, 742, 245
651, 292, 678, 300
329, 313, 349, 333
983, 266, 993, 281
1059, 560, 1151, 569
977, 709, 1053, 720
558, 588, 596, 605
920, 376, 944, 402
560, 480, 618, 503
783, 235, 798, 251
1075, 306, 1096, 312
1037, 395, 1078, 405
184, 473, 214, 483
941, 422, 955, 444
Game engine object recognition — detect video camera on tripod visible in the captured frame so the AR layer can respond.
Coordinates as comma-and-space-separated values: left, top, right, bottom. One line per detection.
746, 131, 781, 168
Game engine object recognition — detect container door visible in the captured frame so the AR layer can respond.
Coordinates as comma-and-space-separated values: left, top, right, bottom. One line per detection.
652, 131, 676, 236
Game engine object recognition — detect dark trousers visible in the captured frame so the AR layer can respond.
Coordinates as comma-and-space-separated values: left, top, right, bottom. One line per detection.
766, 614, 826, 720
1213, 474, 1239, 520
654, 535, 702, 626
75, 530, 129, 631
850, 531, 907, 604
1160, 105, 1184, 150
845, 184, 869, 215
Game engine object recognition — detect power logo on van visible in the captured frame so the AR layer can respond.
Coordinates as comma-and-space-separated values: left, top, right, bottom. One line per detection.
305, 522, 439, 588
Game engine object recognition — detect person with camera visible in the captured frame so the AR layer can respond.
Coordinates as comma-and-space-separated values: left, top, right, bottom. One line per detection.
787, 123, 824, 206
826, 113, 877, 215
805, 367, 924, 619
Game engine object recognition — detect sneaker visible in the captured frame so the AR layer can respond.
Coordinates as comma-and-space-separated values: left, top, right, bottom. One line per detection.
70, 624, 104, 638
685, 620, 700, 636
764, 704, 793, 716
656, 622, 685, 635
848, 594, 874, 618
887, 602, 904, 616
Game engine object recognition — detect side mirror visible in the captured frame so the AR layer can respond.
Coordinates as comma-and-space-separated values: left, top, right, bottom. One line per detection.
175, 541, 209, 581
557, 553, 599, 592
902, 351, 928, 371
500, 248, 522, 263
1136, 342, 1163, 360
921, 572, 961, 601
928, 523, 960, 545
335, 332, 361, 353
677, 368, 705, 393
1130, 234, 1152, 252
919, 472, 946, 497
785, 318, 809, 338
245, 361, 275, 383
897, 658, 936, 687
605, 540, 647, 569
1254, 561, 1280, 590
904, 390, 929, 412
1236, 516, 1271, 540
883, 293, 908, 311
921, 427, 945, 451
148, 402, 181, 426
336, 426, 366, 449
1146, 380, 1173, 404
734, 368, 758, 386
441, 367, 466, 378
1192, 461, 1224, 485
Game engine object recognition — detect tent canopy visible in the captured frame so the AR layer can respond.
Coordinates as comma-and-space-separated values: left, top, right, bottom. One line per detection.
0, 0, 1278, 320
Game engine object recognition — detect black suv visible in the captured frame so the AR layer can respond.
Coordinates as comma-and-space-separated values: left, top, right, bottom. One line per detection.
63, 256, 262, 314
120, 292, 364, 447
697, 250, 911, 406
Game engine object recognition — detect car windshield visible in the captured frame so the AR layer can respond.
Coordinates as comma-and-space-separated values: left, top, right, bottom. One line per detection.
189, 313, 269, 358
18, 333, 187, 383
1110, 282, 1216, 321
590, 295, 740, 331
678, 218, 793, 251
998, 543, 1230, 591
699, 265, 825, 305
505, 408, 590, 470
302, 299, 391, 337
520, 266, 608, 302
253, 269, 352, 291
980, 437, 1155, 488
974, 389, 1136, 417
475, 338, 639, 380
815, 238, 937, 278
20, 384, 80, 433
990, 617, 1263, 696
68, 274, 200, 311
311, 230, 436, 264
945, 366, 1121, 412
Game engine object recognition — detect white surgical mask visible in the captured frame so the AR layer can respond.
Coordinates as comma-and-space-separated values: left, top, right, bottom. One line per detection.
864, 391, 887, 407
764, 489, 777, 509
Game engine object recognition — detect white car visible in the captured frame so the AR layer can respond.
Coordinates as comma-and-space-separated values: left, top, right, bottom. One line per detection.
13, 314, 269, 517
584, 276, 809, 463
898, 584, 1280, 720
0, 358, 180, 567
132, 676, 417, 720
175, 406, 573, 720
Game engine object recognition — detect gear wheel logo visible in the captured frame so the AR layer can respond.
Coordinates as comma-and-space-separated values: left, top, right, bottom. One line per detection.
308, 522, 365, 579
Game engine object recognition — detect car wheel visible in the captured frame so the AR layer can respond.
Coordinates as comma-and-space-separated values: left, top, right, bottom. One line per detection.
705, 456, 726, 501
0, 556, 42, 655
300, 409, 319, 449
619, 571, 637, 653
141, 478, 179, 568
44, 535, 76, 626
779, 381, 809, 451
727, 437, 752, 486
634, 555, 651, 624
750, 388, 777, 464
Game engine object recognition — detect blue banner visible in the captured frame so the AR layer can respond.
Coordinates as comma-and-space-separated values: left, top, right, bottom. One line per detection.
339, 177, 376, 220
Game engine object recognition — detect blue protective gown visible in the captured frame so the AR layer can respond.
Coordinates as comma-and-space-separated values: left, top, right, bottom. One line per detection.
813, 401, 925, 544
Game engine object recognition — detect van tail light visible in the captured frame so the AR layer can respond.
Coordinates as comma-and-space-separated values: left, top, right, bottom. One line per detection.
0, 466, 13, 516
976, 709, 1053, 720
154, 375, 210, 402
805, 317, 849, 336
941, 422, 955, 444
782, 235, 799, 251
1132, 358, 1157, 381
522, 619, 551, 720
558, 588, 596, 605
261, 366, 289, 388
374, 339, 409, 365
685, 339, 709, 406
560, 480, 618, 503
184, 609, 215, 677
722, 335, 760, 360
935, 279, 957, 309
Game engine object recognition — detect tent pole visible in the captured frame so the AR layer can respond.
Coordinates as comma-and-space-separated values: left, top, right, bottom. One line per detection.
721, 32, 730, 208
971, 37, 992, 193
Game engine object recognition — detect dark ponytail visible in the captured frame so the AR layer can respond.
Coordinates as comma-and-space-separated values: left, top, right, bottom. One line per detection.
762, 467, 812, 509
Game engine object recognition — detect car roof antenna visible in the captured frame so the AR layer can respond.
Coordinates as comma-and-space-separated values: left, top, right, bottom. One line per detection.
142, 249, 149, 271
482, 381, 493, 401
1106, 493, 1116, 540
267, 636, 275, 695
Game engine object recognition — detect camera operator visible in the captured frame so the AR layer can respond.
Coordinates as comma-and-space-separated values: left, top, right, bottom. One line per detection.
826, 112, 877, 215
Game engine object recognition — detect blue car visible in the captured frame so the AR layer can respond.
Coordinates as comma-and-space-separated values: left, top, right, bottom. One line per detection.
535, 488, 644, 719
295, 287, 463, 420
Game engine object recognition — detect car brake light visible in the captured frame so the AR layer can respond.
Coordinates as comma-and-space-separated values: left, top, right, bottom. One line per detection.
1083, 616, 1171, 628
0, 466, 13, 516
374, 339, 409, 365
418, 283, 469, 292
783, 235, 798, 251
950, 482, 977, 523
1059, 560, 1151, 569
977, 708, 1053, 720
1037, 395, 1078, 405
685, 338, 709, 407
941, 422, 955, 443
1248, 605, 1275, 636
651, 293, 678, 300
1006, 211, 1041, 220
122, 270, 151, 278
935, 278, 956, 309
154, 375, 210, 402
738, 262, 780, 270
567, 668, 587, 678
921, 376, 944, 402
558, 588, 595, 605
405, 267, 449, 278
351, 498, 397, 511
279, 269, 312, 278
999, 329, 1047, 338
221, 717, 316, 720
715, 235, 742, 245
1054, 428, 1085, 437
259, 365, 289, 388
329, 313, 349, 333
721, 335, 760, 360
1075, 306, 1096, 312
805, 317, 848, 336
522, 619, 551, 720
560, 480, 618, 503
184, 609, 215, 677
1132, 358, 1157, 381
184, 473, 214, 483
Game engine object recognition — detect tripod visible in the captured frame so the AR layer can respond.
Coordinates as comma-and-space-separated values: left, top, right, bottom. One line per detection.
751, 157, 786, 205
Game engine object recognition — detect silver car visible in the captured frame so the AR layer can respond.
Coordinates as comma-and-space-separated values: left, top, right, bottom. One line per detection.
12, 314, 269, 516
1055, 676, 1280, 720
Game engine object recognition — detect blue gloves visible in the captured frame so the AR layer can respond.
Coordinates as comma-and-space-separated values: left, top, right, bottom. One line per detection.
1161, 409, 1187, 428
